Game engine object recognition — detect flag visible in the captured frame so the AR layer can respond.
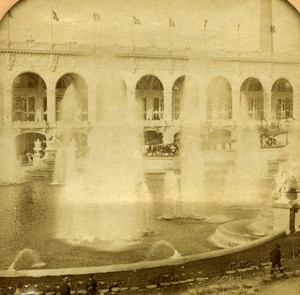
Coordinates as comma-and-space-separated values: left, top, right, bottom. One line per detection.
52, 10, 59, 21
169, 18, 175, 27
204, 19, 208, 28
133, 16, 141, 25
7, 10, 13, 18
237, 22, 240, 31
270, 25, 276, 33
93, 13, 100, 21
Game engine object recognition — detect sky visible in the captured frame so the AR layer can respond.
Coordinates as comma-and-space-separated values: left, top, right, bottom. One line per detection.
0, 0, 298, 53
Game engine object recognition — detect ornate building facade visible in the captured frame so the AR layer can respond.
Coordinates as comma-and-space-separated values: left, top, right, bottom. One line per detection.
0, 0, 299, 170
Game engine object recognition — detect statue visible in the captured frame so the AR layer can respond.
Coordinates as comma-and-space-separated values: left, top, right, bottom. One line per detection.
35, 107, 43, 122
33, 139, 42, 155
33, 139, 43, 167
275, 165, 299, 204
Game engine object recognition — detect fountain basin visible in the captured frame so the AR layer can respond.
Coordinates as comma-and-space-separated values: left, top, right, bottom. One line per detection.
210, 219, 274, 248
0, 229, 285, 290
0, 181, 263, 271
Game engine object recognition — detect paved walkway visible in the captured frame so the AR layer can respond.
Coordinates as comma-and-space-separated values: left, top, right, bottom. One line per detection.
171, 273, 300, 295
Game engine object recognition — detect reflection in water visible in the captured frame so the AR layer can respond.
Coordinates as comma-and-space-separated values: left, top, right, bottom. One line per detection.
0, 181, 258, 270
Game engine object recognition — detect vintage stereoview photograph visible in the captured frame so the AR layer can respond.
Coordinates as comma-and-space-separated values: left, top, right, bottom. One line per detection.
0, 0, 299, 294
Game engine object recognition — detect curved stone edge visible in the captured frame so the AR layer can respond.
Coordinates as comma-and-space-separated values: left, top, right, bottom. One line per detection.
0, 229, 285, 278
0, 0, 19, 21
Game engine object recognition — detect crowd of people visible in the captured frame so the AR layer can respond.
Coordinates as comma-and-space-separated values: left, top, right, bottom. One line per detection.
144, 142, 179, 156
14, 274, 98, 295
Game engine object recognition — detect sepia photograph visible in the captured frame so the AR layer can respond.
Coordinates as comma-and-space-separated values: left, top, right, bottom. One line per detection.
0, 0, 299, 294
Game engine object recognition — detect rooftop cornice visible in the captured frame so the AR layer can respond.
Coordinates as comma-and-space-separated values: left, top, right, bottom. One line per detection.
0, 42, 299, 64
208, 55, 300, 64
0, 49, 90, 56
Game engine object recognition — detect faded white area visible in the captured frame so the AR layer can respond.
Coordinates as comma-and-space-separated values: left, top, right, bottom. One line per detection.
0, 0, 298, 53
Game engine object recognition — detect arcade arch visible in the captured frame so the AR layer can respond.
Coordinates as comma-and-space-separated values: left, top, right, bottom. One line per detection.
136, 75, 164, 121
12, 73, 47, 122
95, 77, 127, 121
55, 73, 88, 121
207, 77, 232, 121
172, 76, 185, 120
271, 79, 293, 119
240, 78, 264, 121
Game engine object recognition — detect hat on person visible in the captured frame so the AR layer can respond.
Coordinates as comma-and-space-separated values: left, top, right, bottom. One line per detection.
89, 274, 93, 278
63, 277, 69, 282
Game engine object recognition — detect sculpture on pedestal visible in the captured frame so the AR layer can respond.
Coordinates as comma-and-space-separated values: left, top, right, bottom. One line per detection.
33, 139, 43, 167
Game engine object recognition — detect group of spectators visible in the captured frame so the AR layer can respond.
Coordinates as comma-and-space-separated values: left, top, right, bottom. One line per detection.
144, 143, 179, 156
59, 275, 97, 295
15, 274, 98, 295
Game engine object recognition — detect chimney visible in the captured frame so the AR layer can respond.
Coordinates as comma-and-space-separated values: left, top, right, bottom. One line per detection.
260, 0, 273, 53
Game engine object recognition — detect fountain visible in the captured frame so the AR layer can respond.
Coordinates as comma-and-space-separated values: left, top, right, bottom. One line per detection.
180, 75, 206, 205
8, 248, 46, 271
147, 240, 181, 260
229, 125, 263, 205
54, 57, 152, 248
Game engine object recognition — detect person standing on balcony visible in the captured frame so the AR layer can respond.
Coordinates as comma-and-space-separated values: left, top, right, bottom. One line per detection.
146, 106, 153, 120
35, 107, 43, 122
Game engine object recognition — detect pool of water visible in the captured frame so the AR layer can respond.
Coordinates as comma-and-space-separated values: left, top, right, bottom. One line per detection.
0, 181, 259, 270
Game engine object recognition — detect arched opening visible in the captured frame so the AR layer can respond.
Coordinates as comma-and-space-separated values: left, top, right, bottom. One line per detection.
207, 77, 232, 121
95, 78, 127, 121
136, 75, 164, 121
12, 73, 47, 122
240, 78, 264, 121
144, 130, 163, 145
15, 132, 46, 164
55, 73, 88, 122
271, 79, 293, 119
174, 131, 181, 147
172, 76, 185, 120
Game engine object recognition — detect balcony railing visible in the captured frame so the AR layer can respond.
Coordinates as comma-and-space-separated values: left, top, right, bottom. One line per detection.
142, 109, 164, 121
12, 120, 48, 128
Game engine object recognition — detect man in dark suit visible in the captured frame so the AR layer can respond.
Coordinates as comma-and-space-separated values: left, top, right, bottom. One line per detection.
270, 244, 284, 276
60, 277, 71, 295
87, 274, 97, 295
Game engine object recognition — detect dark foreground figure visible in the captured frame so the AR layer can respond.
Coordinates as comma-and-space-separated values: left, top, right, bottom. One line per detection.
270, 244, 284, 276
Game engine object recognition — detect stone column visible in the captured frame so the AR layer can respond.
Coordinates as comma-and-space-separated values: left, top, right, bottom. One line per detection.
88, 88, 97, 123
264, 90, 272, 122
231, 89, 240, 123
127, 87, 138, 121
198, 81, 207, 122
46, 89, 56, 126
163, 89, 173, 123
273, 201, 300, 235
3, 88, 12, 126
293, 83, 300, 120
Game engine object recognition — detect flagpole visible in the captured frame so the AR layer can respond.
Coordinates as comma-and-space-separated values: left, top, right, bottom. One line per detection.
237, 23, 240, 53
168, 24, 171, 53
7, 14, 10, 49
132, 21, 135, 52
51, 8, 54, 49
203, 21, 207, 55
92, 18, 96, 52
